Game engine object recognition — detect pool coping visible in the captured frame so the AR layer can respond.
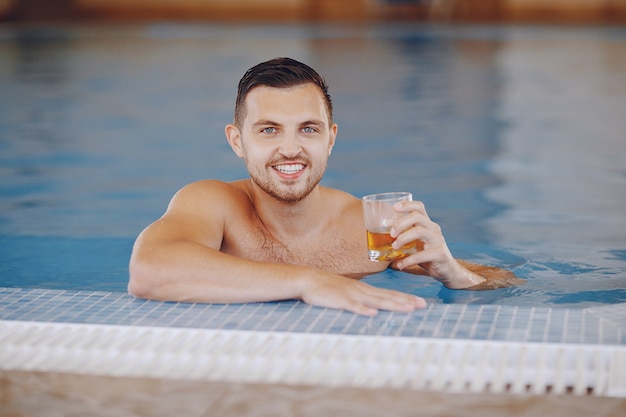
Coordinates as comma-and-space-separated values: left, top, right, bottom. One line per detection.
1, 287, 626, 397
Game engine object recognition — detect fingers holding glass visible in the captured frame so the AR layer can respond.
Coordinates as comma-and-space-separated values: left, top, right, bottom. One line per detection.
362, 192, 420, 262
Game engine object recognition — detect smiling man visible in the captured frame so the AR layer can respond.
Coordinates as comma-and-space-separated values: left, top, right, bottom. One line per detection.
128, 57, 519, 316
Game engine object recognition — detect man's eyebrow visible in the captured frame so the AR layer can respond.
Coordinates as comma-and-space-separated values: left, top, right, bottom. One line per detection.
251, 119, 325, 128
299, 119, 325, 127
251, 120, 281, 127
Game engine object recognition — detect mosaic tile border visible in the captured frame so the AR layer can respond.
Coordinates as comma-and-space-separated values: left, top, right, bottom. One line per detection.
1, 288, 624, 345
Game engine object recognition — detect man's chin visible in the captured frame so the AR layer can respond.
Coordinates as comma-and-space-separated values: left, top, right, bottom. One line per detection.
273, 191, 308, 204
271, 184, 316, 204
250, 174, 320, 203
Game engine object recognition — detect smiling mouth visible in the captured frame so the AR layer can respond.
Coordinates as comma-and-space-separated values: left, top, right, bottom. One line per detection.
273, 163, 305, 175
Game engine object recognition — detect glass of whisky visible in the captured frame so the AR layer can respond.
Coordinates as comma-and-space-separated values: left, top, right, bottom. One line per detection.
362, 192, 419, 262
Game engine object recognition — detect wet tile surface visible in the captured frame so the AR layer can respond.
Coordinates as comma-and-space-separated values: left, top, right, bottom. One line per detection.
1, 288, 624, 345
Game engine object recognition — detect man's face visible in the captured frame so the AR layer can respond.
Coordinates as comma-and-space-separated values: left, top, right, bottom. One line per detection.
230, 83, 337, 203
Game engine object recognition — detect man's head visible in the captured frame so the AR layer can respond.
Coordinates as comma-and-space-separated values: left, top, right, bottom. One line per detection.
234, 57, 333, 128
226, 58, 337, 204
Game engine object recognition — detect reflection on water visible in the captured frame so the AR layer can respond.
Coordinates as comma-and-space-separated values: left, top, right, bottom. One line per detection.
0, 23, 625, 307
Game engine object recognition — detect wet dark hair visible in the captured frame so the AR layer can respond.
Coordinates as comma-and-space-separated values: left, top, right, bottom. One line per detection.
234, 57, 333, 127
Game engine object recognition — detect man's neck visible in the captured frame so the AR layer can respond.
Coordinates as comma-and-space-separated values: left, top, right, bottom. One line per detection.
247, 180, 328, 241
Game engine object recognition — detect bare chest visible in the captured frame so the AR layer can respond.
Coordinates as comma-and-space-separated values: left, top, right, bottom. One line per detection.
223, 221, 385, 277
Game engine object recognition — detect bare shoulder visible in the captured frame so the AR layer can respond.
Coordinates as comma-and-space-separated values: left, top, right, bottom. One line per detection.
160, 179, 254, 232
320, 187, 366, 235
322, 187, 363, 219
167, 179, 251, 215
322, 186, 360, 207
137, 179, 253, 248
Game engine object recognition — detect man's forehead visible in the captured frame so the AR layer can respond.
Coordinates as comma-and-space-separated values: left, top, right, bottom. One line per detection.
243, 84, 329, 121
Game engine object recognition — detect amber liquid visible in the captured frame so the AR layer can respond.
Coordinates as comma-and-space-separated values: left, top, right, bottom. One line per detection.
366, 230, 418, 261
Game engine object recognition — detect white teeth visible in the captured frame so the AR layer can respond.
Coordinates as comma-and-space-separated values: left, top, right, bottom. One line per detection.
275, 164, 304, 174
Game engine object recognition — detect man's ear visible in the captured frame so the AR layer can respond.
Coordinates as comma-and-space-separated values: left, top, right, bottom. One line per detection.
328, 123, 338, 156
225, 124, 244, 158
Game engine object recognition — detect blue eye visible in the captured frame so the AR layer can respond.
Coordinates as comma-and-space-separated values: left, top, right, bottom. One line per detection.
302, 127, 316, 134
262, 127, 276, 134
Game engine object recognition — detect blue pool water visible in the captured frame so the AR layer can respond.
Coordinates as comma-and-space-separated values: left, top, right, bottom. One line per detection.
1, 23, 625, 308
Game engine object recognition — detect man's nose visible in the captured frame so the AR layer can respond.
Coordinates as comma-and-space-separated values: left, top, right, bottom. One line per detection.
278, 132, 302, 156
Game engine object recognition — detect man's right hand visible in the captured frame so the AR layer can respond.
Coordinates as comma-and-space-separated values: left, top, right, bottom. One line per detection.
298, 272, 426, 316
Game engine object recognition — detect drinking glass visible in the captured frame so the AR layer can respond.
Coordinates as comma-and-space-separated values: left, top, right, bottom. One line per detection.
362, 192, 419, 262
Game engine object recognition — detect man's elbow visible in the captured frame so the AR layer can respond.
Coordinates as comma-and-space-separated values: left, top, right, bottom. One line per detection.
128, 258, 160, 300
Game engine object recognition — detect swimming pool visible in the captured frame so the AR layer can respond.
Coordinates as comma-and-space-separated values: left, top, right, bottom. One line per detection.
1, 23, 625, 307
1, 23, 626, 403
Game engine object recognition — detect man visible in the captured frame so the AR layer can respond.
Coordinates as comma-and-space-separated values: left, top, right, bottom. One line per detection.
129, 57, 518, 316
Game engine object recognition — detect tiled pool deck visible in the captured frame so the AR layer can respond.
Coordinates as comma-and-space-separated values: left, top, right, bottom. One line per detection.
1, 288, 624, 345
1, 287, 626, 399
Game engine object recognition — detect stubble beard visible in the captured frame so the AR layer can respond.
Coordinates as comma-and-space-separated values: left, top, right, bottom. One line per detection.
247, 157, 326, 204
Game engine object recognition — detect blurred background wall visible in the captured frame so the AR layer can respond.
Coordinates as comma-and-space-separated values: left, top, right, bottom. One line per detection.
1, 0, 626, 23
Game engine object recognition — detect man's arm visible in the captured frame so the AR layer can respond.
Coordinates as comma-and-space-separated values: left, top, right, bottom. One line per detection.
387, 200, 524, 289
392, 259, 523, 290
128, 181, 425, 315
